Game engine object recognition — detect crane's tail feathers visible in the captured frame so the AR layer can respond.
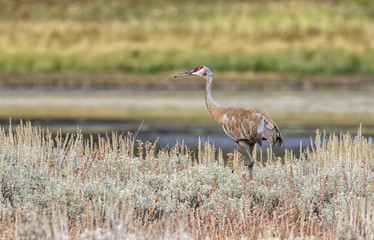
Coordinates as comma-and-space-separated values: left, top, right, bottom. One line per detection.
274, 125, 284, 147
262, 120, 283, 148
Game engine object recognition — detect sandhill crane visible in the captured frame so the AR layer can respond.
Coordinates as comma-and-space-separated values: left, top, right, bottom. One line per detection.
174, 66, 283, 177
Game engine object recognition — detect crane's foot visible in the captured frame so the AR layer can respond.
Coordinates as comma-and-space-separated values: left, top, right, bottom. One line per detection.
244, 162, 254, 168
244, 162, 254, 179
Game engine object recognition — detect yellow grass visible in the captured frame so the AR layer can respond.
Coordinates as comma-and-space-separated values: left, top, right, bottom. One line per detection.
0, 1, 373, 73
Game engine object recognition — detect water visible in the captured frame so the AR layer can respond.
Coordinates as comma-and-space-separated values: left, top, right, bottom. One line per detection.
134, 123, 312, 161
4, 119, 365, 163
0, 85, 373, 163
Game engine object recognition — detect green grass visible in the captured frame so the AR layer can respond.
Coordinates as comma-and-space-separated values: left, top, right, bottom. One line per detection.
1, 49, 373, 74
0, 121, 373, 239
0, 0, 373, 74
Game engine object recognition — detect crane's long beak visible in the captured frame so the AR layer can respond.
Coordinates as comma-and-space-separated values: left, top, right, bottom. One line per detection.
174, 70, 194, 78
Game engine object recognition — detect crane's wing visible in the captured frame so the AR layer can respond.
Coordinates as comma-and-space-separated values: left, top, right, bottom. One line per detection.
217, 107, 283, 147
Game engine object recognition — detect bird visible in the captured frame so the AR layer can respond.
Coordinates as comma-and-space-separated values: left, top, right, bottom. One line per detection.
174, 66, 283, 177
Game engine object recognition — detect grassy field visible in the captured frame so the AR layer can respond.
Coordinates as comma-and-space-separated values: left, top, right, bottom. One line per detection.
0, 121, 372, 239
0, 0, 374, 74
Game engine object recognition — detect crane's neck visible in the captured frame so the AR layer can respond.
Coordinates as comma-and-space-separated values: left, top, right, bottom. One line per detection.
204, 73, 220, 116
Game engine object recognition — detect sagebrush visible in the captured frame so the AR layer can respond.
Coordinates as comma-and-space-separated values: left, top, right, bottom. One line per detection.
0, 122, 373, 239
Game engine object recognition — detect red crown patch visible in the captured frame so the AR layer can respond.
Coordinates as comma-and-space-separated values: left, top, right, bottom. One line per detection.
193, 66, 204, 72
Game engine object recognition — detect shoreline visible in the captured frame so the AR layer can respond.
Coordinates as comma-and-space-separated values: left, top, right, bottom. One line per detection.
0, 88, 373, 134
0, 73, 373, 91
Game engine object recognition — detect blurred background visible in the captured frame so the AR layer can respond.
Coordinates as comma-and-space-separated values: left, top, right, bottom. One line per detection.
0, 0, 373, 155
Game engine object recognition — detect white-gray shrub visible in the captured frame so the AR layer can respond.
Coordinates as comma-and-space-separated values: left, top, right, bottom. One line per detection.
0, 123, 373, 239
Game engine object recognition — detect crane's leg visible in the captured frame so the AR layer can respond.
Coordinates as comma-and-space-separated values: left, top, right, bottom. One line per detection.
238, 141, 255, 178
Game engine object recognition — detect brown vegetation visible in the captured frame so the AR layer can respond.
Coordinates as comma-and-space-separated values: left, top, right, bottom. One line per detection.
0, 122, 372, 239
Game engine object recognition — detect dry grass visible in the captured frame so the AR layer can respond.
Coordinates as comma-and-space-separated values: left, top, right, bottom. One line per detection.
0, 121, 373, 239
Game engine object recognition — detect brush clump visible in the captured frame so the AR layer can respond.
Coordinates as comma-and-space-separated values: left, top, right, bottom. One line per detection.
0, 122, 373, 239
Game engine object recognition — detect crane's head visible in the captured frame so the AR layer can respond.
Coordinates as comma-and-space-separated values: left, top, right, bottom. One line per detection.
174, 66, 212, 80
